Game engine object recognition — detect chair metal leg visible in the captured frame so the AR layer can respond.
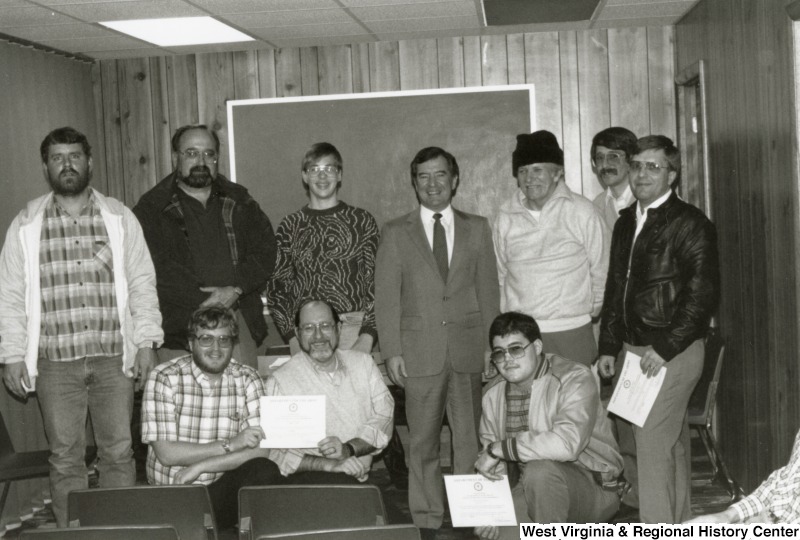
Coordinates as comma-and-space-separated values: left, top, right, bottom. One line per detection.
0, 481, 10, 518
696, 426, 720, 478
705, 429, 745, 501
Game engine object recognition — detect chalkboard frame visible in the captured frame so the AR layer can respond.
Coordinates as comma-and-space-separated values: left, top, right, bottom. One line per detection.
227, 85, 536, 227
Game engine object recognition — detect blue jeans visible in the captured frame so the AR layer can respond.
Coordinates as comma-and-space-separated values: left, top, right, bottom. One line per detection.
37, 355, 135, 527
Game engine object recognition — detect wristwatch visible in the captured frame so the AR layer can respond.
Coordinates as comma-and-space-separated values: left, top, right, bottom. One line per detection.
344, 442, 357, 458
486, 443, 502, 460
221, 439, 232, 453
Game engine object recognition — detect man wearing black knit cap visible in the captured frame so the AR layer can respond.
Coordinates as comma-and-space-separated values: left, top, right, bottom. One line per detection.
492, 130, 609, 366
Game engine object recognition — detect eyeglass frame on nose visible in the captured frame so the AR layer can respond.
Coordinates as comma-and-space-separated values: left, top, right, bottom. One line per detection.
298, 321, 338, 335
592, 151, 627, 166
489, 341, 535, 366
194, 334, 235, 348
177, 149, 219, 163
305, 165, 340, 176
630, 160, 671, 175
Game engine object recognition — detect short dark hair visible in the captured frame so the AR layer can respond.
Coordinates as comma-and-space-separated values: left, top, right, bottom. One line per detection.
591, 127, 638, 162
301, 142, 343, 172
294, 299, 341, 328
171, 124, 220, 153
488, 312, 542, 347
635, 135, 681, 186
187, 305, 239, 340
410, 147, 460, 183
40, 127, 92, 163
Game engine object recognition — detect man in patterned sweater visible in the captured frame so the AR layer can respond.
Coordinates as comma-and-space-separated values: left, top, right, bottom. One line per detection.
267, 142, 379, 355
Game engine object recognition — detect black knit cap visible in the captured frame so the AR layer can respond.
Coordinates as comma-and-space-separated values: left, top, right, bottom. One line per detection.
512, 130, 564, 175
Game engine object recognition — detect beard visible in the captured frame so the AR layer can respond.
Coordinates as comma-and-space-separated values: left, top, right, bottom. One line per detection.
47, 167, 91, 196
179, 165, 214, 188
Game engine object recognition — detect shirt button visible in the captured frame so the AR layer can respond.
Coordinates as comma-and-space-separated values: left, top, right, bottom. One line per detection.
441, 321, 447, 326
77, 261, 81, 265
75, 240, 79, 245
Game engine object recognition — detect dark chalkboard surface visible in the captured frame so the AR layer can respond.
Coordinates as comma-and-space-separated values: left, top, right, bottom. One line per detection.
227, 86, 535, 227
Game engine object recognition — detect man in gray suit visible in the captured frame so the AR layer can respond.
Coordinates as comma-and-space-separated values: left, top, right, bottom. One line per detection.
376, 147, 500, 540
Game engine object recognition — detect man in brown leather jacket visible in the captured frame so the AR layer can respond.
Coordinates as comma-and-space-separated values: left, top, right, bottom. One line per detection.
596, 135, 719, 524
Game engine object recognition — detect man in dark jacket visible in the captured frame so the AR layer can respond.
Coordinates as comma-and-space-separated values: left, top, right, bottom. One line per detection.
133, 125, 277, 368
596, 135, 719, 524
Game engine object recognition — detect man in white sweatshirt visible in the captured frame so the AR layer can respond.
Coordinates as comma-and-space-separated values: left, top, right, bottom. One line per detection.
493, 130, 609, 366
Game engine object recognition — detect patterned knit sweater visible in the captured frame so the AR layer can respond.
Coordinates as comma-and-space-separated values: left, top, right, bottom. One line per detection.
267, 201, 379, 342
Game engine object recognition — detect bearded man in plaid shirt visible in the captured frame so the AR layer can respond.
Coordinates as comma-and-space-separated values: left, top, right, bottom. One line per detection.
142, 305, 282, 531
0, 127, 163, 527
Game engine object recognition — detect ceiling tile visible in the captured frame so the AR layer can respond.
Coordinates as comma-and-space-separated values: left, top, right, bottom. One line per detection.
349, 1, 475, 21
0, 22, 112, 40
224, 8, 354, 28
365, 14, 478, 33
37, 34, 152, 51
86, 47, 170, 59
341, 0, 462, 6
189, 0, 338, 12
249, 21, 368, 39
51, 0, 205, 22
270, 33, 376, 48
167, 39, 271, 54
597, 2, 692, 19
0, 5, 76, 27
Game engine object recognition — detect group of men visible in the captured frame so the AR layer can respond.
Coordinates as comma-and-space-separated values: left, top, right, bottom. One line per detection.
9, 120, 781, 537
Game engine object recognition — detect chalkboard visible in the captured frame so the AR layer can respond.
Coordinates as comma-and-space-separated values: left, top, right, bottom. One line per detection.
227, 85, 535, 227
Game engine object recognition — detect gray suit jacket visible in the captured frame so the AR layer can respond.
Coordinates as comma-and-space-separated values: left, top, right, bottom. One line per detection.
375, 207, 500, 376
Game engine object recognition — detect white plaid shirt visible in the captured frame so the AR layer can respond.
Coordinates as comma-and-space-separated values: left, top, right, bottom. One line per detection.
38, 192, 122, 361
142, 355, 264, 485
731, 428, 800, 523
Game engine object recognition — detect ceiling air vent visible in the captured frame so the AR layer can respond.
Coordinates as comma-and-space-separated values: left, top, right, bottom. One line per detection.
482, 0, 601, 26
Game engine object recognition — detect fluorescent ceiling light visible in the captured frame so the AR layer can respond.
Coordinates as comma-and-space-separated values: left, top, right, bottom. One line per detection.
100, 16, 254, 47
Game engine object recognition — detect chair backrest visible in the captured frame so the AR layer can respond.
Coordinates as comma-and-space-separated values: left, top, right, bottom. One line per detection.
67, 485, 217, 540
20, 525, 179, 540
239, 485, 387, 539
257, 524, 421, 540
688, 327, 725, 423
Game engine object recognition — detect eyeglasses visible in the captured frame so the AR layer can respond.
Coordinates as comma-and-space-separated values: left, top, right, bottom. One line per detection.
178, 149, 219, 163
49, 152, 86, 165
630, 160, 670, 175
489, 341, 534, 365
593, 152, 626, 166
194, 334, 234, 348
305, 165, 340, 176
299, 321, 337, 335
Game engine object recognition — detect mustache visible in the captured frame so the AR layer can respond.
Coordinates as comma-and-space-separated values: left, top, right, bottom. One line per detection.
190, 165, 211, 175
60, 167, 78, 176
600, 168, 618, 176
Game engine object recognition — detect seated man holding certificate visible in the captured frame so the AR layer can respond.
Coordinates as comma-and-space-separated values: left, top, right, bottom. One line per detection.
142, 306, 283, 531
265, 299, 394, 484
474, 312, 622, 538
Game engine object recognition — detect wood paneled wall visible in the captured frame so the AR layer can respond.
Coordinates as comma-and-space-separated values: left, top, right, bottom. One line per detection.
91, 27, 675, 212
676, 0, 800, 490
0, 40, 98, 529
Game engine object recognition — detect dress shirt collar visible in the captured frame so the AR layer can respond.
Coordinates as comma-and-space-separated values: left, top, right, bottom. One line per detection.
420, 204, 454, 224
636, 188, 672, 219
606, 185, 634, 213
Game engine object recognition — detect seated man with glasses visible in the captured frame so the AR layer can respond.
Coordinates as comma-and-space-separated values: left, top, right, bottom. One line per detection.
266, 299, 394, 484
134, 124, 277, 369
142, 305, 283, 531
474, 312, 622, 539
